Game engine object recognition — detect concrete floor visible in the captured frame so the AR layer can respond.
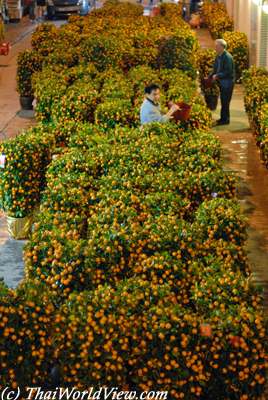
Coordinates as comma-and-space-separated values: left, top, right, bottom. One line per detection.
0, 17, 37, 141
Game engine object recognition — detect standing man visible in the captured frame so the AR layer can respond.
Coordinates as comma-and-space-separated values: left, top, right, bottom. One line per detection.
190, 0, 199, 14
28, 0, 36, 22
210, 39, 235, 126
36, 0, 46, 21
140, 84, 179, 125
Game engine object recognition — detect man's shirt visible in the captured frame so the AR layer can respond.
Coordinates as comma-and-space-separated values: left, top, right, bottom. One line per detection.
212, 50, 235, 82
140, 98, 169, 125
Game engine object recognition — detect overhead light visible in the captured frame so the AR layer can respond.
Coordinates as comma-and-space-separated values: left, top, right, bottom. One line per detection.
253, 0, 268, 13
262, 0, 268, 13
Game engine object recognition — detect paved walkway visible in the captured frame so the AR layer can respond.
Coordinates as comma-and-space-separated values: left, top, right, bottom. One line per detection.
196, 28, 268, 314
0, 17, 37, 140
0, 17, 67, 140
0, 18, 39, 287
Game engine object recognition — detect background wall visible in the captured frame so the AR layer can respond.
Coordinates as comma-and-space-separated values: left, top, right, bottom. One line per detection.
223, 0, 268, 68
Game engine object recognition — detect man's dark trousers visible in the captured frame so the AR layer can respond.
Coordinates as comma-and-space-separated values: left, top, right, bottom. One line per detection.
219, 79, 234, 123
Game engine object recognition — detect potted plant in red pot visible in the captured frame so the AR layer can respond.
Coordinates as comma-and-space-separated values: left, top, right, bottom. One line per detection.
202, 76, 219, 111
150, 6, 160, 17
0, 42, 10, 56
197, 48, 220, 111
167, 101, 192, 122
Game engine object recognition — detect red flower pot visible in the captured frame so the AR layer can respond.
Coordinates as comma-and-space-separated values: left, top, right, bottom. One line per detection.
168, 101, 192, 123
150, 6, 160, 17
202, 77, 214, 89
0, 42, 10, 56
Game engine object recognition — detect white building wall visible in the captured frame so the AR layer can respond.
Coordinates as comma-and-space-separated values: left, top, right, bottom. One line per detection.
225, 0, 234, 18
224, 0, 268, 68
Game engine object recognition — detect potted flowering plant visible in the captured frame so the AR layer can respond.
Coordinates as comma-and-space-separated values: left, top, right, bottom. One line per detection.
0, 126, 55, 239
197, 48, 220, 111
223, 31, 249, 82
16, 50, 41, 110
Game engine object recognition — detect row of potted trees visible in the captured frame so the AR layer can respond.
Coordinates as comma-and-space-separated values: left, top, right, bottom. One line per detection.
1, 116, 265, 395
16, 3, 198, 110
243, 67, 268, 165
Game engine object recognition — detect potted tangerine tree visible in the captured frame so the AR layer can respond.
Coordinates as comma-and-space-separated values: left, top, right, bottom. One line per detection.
197, 48, 220, 111
0, 126, 55, 239
16, 50, 41, 110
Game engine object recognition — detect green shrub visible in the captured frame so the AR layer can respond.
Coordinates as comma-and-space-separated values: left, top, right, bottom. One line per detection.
0, 127, 55, 217
223, 31, 249, 82
0, 280, 56, 389
16, 50, 42, 97
202, 2, 234, 39
157, 32, 198, 78
52, 81, 99, 123
33, 68, 68, 122
197, 48, 220, 98
31, 23, 59, 56
243, 67, 268, 135
95, 99, 138, 129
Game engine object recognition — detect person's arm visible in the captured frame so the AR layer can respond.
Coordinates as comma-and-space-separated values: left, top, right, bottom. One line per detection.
140, 100, 180, 125
209, 58, 218, 78
141, 101, 172, 124
147, 104, 179, 123
158, 114, 170, 123
141, 108, 170, 124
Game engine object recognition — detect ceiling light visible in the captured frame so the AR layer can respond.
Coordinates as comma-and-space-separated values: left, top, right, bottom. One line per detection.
262, 0, 268, 13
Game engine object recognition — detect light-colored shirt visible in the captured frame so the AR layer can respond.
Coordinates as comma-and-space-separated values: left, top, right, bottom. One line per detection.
140, 98, 169, 125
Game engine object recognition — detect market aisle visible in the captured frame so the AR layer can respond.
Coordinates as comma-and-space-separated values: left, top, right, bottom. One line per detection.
0, 20, 37, 287
196, 28, 268, 314
0, 19, 36, 141
0, 17, 67, 140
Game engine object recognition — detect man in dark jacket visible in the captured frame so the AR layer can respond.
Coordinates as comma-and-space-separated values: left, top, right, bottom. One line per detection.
190, 0, 199, 14
210, 39, 235, 126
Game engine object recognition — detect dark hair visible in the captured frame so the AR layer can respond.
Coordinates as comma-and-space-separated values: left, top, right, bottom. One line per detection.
144, 84, 160, 94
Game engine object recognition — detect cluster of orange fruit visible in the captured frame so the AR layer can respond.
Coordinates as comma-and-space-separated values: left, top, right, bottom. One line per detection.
22, 119, 267, 397
0, 280, 56, 390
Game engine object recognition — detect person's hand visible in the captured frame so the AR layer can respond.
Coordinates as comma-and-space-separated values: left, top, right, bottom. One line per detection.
212, 74, 218, 81
169, 104, 180, 114
165, 103, 180, 120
